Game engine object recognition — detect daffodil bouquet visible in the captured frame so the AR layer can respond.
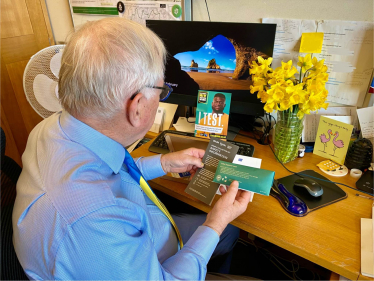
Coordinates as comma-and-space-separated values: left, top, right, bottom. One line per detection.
249, 54, 329, 119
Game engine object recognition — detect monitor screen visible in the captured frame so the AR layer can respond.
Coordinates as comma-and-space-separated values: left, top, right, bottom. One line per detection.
146, 20, 276, 116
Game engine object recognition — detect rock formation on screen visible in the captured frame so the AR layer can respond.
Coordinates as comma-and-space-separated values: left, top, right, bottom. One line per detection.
207, 58, 220, 69
190, 60, 198, 67
228, 39, 268, 80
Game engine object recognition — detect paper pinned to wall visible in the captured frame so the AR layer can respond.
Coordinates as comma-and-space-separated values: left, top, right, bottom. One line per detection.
263, 18, 374, 107
315, 20, 374, 106
357, 107, 374, 146
69, 0, 182, 27
262, 18, 317, 69
302, 107, 358, 142
121, 1, 182, 25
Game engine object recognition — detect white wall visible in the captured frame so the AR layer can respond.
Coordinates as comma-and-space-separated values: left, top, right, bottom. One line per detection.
46, 0, 374, 43
192, 0, 373, 23
45, 0, 74, 43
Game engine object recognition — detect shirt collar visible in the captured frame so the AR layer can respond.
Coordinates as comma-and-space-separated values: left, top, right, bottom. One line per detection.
59, 110, 126, 174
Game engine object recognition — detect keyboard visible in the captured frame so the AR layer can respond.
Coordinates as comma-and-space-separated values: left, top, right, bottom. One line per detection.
148, 130, 255, 157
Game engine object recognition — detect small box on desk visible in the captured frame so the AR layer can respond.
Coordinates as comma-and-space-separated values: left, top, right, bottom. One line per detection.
149, 107, 165, 133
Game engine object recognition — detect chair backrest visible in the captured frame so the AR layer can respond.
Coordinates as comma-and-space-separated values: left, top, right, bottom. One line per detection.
1, 128, 28, 280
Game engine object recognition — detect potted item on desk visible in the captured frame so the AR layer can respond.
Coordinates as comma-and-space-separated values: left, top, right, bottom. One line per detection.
249, 54, 329, 164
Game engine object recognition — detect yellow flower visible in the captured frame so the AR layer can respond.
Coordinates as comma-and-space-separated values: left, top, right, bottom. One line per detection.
297, 110, 305, 119
277, 60, 298, 79
258, 56, 273, 68
257, 90, 270, 103
312, 57, 325, 70
249, 55, 329, 118
298, 54, 313, 73
279, 99, 292, 111
250, 76, 268, 93
264, 102, 277, 113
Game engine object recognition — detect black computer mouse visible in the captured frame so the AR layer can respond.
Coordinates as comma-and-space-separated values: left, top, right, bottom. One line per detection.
294, 178, 323, 197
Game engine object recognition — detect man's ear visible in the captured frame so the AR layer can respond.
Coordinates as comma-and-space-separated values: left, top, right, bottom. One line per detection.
127, 93, 144, 127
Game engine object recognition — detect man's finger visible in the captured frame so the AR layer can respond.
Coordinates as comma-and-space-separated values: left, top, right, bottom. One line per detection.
183, 155, 204, 168
219, 185, 227, 194
222, 180, 239, 202
186, 148, 205, 159
236, 189, 252, 205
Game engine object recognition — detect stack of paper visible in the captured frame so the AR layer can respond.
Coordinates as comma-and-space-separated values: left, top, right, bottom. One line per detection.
173, 117, 196, 133
302, 107, 357, 142
361, 204, 374, 278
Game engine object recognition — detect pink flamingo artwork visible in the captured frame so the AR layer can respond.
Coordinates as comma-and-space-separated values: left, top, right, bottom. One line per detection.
331, 131, 344, 156
319, 129, 332, 152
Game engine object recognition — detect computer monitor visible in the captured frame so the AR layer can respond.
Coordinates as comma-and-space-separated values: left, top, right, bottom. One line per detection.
146, 20, 276, 119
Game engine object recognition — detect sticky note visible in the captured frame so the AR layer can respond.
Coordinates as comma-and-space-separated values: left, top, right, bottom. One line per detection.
300, 33, 324, 53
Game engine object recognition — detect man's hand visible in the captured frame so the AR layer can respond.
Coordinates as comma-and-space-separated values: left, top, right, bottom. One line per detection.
160, 148, 205, 176
203, 181, 251, 236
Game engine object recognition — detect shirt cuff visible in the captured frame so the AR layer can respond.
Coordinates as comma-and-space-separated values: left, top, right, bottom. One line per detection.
184, 225, 219, 262
134, 154, 166, 181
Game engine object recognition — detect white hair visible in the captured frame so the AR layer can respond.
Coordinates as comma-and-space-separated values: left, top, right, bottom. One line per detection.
58, 18, 166, 118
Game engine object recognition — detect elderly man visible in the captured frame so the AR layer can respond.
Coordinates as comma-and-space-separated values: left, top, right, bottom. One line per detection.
13, 18, 252, 280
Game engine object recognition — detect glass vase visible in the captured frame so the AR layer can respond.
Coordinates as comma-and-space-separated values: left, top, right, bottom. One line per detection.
274, 111, 304, 164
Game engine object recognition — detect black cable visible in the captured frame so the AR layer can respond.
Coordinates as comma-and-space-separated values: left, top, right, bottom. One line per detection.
268, 137, 374, 196
236, 124, 374, 196
204, 0, 211, 21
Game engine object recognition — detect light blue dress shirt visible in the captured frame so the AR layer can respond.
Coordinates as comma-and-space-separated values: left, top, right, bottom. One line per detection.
13, 110, 219, 280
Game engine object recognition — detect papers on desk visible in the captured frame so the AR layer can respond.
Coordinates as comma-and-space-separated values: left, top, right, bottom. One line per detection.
173, 117, 195, 133
263, 18, 374, 107
302, 107, 357, 142
360, 204, 374, 278
160, 102, 178, 131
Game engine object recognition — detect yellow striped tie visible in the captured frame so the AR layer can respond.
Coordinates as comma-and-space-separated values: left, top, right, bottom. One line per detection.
124, 150, 183, 249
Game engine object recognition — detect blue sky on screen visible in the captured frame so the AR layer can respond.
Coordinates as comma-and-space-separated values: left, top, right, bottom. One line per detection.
174, 35, 236, 70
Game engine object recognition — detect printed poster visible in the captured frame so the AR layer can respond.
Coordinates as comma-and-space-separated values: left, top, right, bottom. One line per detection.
194, 90, 231, 140
69, 0, 182, 27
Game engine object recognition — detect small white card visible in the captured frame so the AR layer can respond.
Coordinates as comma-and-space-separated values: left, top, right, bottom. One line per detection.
216, 155, 262, 202
150, 107, 165, 133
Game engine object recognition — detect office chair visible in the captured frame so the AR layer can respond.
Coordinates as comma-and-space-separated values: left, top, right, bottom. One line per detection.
1, 128, 28, 280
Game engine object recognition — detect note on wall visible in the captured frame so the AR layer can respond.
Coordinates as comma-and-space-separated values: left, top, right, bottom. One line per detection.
302, 106, 357, 142
357, 107, 374, 146
262, 18, 317, 69
263, 18, 374, 107
313, 116, 354, 164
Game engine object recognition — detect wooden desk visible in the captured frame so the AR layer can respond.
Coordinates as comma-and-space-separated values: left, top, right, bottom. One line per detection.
132, 133, 373, 280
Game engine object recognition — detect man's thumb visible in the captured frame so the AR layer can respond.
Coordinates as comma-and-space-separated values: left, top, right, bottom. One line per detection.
223, 180, 239, 202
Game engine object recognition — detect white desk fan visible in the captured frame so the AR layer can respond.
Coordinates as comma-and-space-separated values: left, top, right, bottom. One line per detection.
23, 45, 65, 118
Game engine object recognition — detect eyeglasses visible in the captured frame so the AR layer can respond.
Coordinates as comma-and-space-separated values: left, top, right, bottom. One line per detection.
130, 83, 173, 102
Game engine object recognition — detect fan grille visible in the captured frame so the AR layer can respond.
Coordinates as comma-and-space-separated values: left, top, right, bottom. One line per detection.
23, 45, 64, 119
